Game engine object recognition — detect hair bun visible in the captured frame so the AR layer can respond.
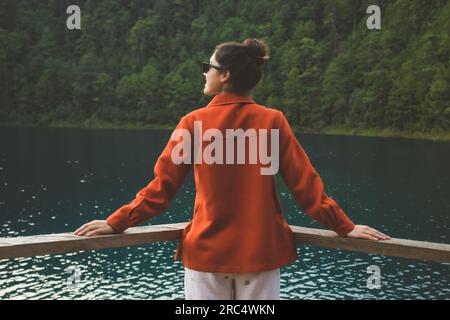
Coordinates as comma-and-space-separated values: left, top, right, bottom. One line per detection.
242, 38, 270, 64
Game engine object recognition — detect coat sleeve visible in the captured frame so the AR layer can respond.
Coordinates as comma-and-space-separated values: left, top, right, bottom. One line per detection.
106, 116, 193, 233
277, 111, 355, 236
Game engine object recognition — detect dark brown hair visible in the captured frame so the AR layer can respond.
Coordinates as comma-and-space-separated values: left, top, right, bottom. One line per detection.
214, 38, 270, 94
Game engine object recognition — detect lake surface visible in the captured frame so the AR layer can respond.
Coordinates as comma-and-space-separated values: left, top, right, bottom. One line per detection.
0, 126, 449, 299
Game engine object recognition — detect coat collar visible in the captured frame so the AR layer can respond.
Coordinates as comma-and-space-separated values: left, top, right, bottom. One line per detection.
207, 93, 255, 107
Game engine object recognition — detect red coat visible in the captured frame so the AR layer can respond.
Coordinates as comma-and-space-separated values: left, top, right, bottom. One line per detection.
106, 93, 355, 273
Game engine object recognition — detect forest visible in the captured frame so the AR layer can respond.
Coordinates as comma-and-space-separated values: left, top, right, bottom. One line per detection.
0, 0, 449, 139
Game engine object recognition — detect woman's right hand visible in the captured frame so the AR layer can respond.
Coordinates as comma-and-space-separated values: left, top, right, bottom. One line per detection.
74, 220, 117, 237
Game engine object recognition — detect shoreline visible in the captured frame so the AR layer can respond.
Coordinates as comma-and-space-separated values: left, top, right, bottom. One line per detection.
296, 126, 450, 142
0, 120, 449, 142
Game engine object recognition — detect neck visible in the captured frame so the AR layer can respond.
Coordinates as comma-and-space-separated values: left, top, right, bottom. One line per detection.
218, 89, 251, 97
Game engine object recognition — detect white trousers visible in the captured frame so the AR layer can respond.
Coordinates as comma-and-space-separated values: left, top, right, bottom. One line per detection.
184, 266, 280, 300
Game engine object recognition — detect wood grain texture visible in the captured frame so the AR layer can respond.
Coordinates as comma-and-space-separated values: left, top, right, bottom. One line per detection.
0, 222, 449, 263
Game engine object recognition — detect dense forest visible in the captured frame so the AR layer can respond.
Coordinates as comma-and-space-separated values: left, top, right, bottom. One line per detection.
0, 0, 449, 138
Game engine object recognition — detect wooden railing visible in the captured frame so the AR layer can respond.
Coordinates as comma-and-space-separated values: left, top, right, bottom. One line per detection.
0, 222, 449, 263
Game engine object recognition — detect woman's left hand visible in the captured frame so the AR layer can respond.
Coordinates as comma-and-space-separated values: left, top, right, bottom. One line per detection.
346, 225, 391, 240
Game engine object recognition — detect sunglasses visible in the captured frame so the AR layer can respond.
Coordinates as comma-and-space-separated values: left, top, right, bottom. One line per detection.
201, 62, 223, 73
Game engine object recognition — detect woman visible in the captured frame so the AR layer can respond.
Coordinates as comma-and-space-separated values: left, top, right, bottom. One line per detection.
74, 38, 390, 300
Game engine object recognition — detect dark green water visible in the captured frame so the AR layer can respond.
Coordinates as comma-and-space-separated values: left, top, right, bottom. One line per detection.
0, 126, 448, 299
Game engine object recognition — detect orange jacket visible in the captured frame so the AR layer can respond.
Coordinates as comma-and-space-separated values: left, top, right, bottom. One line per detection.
106, 93, 355, 273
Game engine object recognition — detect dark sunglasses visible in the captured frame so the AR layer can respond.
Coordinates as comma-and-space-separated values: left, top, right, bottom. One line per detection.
201, 62, 223, 73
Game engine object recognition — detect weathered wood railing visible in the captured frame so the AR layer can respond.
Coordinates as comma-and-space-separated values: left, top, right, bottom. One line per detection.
0, 222, 449, 263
